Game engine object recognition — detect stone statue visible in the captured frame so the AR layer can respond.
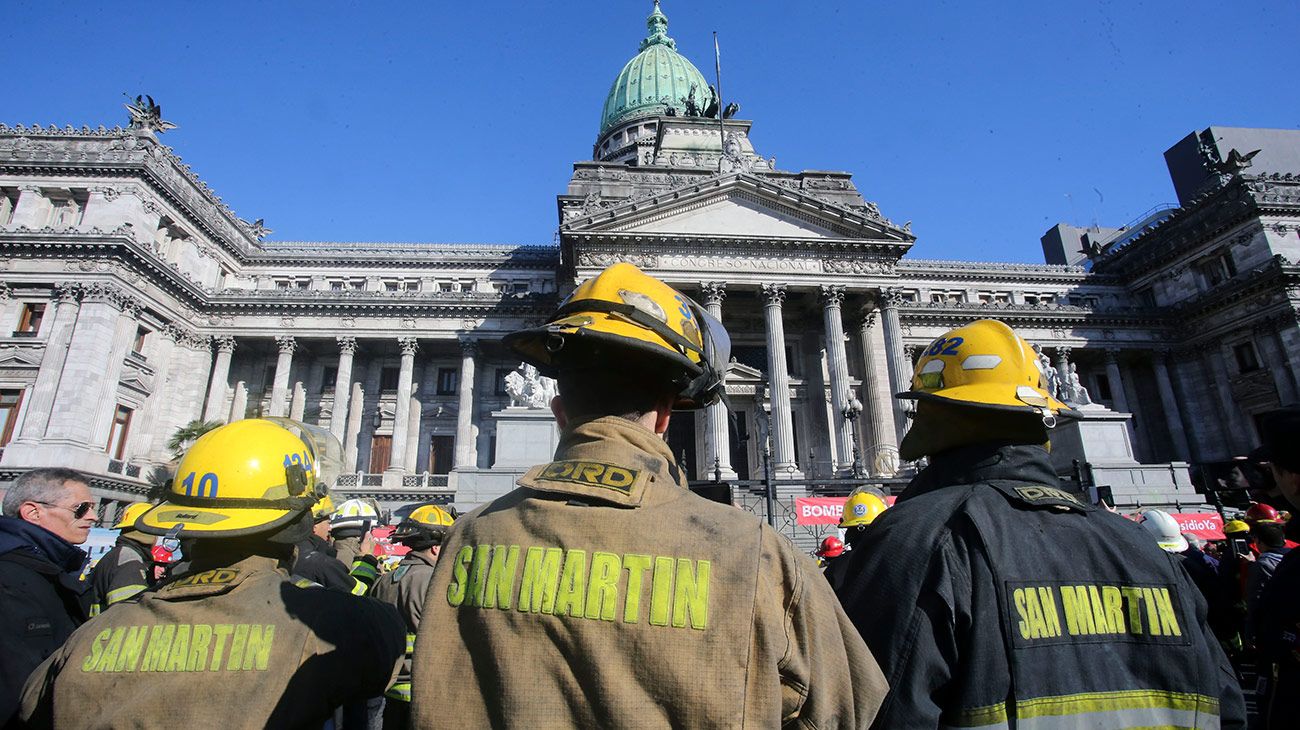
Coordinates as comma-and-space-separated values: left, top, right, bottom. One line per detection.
1033, 344, 1061, 400
124, 94, 177, 134
702, 85, 719, 119
505, 363, 557, 409
683, 85, 700, 117
243, 218, 273, 240
1065, 362, 1092, 406
722, 101, 740, 119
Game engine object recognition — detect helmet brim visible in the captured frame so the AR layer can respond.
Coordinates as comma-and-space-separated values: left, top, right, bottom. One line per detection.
135, 501, 304, 539
898, 387, 1080, 419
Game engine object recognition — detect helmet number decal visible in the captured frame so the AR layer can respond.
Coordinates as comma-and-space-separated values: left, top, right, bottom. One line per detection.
283, 451, 314, 473
181, 471, 219, 498
925, 336, 964, 357
674, 294, 694, 323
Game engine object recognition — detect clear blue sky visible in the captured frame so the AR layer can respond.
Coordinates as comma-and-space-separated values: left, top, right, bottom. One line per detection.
3, 1, 1298, 262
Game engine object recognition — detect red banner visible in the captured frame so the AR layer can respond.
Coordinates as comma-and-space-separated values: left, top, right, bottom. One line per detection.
370, 526, 410, 556
1171, 512, 1225, 541
794, 497, 847, 525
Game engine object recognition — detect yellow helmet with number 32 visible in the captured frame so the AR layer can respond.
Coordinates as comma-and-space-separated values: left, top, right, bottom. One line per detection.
136, 418, 341, 539
899, 319, 1070, 416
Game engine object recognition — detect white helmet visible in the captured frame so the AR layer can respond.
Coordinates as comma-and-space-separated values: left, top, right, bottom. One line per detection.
330, 498, 380, 533
1139, 510, 1188, 553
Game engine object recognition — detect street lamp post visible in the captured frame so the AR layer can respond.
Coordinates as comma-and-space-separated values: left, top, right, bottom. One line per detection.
842, 390, 865, 479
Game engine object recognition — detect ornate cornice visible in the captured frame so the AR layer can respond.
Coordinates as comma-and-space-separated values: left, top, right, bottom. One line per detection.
898, 258, 1097, 284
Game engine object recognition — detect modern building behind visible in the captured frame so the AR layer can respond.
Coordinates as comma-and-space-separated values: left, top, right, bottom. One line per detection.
1, 4, 1296, 525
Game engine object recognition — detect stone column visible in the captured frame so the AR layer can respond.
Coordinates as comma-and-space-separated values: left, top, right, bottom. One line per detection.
203, 336, 236, 422
404, 398, 422, 473
269, 336, 296, 417
699, 282, 735, 479
288, 382, 306, 421
387, 337, 419, 474
1207, 347, 1254, 453
1103, 349, 1130, 413
760, 283, 801, 477
1150, 350, 1192, 461
454, 337, 479, 470
1054, 347, 1073, 394
54, 287, 141, 449
229, 382, 248, 422
344, 382, 364, 472
127, 331, 176, 463
328, 337, 358, 441
879, 288, 911, 443
820, 285, 854, 473
1255, 324, 1299, 406
854, 308, 900, 476
16, 285, 81, 442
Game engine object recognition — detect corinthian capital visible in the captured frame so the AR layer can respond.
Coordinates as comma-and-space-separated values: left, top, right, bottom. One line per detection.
336, 336, 358, 355
398, 336, 420, 355
458, 335, 479, 356
759, 283, 787, 306
275, 335, 296, 355
698, 281, 727, 306
819, 284, 846, 307
213, 335, 237, 353
880, 287, 906, 308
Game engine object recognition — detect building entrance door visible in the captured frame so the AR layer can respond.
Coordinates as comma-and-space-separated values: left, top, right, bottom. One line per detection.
369, 435, 391, 472
665, 413, 697, 480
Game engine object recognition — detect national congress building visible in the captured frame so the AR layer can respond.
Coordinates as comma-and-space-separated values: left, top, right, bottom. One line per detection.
2, 3, 1297, 527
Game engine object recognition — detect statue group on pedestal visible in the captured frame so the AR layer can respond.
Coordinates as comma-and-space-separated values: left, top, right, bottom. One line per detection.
504, 363, 557, 410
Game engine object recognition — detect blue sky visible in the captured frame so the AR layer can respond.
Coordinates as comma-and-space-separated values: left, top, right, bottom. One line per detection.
3, 1, 1297, 262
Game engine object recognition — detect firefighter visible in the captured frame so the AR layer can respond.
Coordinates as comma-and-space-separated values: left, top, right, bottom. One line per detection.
293, 494, 380, 596
816, 535, 844, 566
835, 319, 1245, 729
331, 497, 381, 567
824, 490, 888, 592
88, 502, 157, 616
19, 418, 404, 729
370, 504, 454, 729
409, 263, 887, 727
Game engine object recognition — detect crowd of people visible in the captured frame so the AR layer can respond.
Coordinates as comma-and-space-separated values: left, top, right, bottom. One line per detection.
0, 262, 1296, 728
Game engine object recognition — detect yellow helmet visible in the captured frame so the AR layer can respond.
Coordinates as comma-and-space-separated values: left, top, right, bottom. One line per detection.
393, 504, 456, 546
330, 498, 381, 532
136, 418, 342, 539
900, 320, 1070, 416
1224, 519, 1250, 535
311, 494, 336, 522
112, 502, 153, 530
840, 491, 888, 529
502, 262, 730, 409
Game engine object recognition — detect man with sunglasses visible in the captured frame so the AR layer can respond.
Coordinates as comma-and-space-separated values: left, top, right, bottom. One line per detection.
0, 467, 96, 726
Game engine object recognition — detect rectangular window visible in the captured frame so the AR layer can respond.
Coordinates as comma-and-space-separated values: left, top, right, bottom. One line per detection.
460, 282, 474, 293
0, 189, 16, 225
295, 280, 309, 290
368, 435, 392, 472
132, 326, 148, 354
1094, 373, 1113, 401
495, 368, 510, 396
275, 279, 290, 290
1136, 287, 1156, 308
405, 281, 420, 292
437, 368, 459, 395
429, 435, 455, 475
17, 303, 45, 335
0, 388, 24, 447
384, 281, 400, 292
106, 405, 133, 459
1233, 342, 1261, 373
330, 280, 344, 291
380, 367, 400, 391
439, 282, 454, 293
321, 366, 338, 390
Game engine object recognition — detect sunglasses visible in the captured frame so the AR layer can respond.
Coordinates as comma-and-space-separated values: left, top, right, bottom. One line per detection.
35, 500, 97, 519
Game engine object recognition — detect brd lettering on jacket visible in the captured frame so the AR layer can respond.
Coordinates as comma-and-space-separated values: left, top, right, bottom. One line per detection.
446, 544, 710, 630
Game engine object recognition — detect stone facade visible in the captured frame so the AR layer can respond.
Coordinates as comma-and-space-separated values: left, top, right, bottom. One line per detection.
1, 22, 1297, 521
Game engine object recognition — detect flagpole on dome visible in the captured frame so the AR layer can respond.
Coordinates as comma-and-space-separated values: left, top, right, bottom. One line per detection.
714, 31, 726, 172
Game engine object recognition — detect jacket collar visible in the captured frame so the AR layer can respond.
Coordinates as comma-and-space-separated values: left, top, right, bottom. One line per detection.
156, 554, 284, 600
516, 416, 685, 508
402, 551, 438, 569
901, 442, 1088, 513
0, 515, 87, 573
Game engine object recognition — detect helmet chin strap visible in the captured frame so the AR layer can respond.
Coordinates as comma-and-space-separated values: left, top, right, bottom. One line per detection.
1038, 408, 1058, 430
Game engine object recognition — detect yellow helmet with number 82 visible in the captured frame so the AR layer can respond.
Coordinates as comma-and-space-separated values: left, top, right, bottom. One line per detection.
136, 418, 342, 539
899, 319, 1070, 416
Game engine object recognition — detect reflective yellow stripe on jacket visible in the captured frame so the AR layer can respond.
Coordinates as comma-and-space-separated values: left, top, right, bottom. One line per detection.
943, 689, 1221, 729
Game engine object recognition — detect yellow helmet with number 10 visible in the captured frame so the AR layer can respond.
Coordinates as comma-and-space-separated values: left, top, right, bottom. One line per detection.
136, 418, 342, 539
899, 319, 1070, 416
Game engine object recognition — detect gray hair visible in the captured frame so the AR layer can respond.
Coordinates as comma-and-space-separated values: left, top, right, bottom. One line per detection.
2, 468, 90, 517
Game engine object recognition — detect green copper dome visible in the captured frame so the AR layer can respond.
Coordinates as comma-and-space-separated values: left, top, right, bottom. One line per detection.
599, 1, 711, 136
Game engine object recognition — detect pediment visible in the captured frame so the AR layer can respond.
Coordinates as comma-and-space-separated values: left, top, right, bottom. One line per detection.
0, 346, 43, 368
564, 173, 908, 241
725, 361, 764, 381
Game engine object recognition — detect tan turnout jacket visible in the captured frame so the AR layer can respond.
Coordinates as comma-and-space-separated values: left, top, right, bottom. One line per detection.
20, 553, 404, 729
410, 416, 887, 728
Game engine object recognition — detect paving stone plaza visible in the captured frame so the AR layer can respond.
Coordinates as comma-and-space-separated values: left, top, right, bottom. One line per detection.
1, 4, 1297, 530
